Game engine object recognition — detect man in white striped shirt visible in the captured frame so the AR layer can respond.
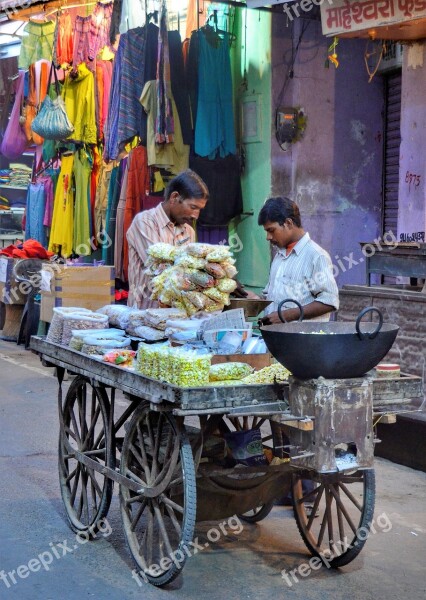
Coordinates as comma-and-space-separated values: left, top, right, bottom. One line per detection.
258, 197, 339, 325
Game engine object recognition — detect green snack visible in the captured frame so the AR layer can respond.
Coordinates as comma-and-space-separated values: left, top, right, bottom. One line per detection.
209, 362, 254, 381
217, 278, 238, 293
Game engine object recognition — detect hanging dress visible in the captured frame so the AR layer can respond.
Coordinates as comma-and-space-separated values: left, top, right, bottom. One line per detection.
48, 154, 75, 257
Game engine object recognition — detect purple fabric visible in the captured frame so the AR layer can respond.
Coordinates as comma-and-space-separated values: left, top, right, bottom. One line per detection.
41, 176, 55, 227
196, 225, 228, 245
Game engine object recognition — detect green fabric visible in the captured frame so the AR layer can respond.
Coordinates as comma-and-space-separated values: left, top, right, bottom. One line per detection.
73, 150, 92, 256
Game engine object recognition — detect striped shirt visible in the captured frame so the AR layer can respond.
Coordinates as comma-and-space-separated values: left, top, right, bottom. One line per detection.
263, 233, 339, 322
127, 203, 195, 309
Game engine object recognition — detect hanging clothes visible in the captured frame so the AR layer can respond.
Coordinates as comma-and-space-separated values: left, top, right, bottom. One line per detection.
186, 30, 199, 135
62, 63, 97, 144
54, 11, 73, 66
119, 0, 145, 35
168, 30, 192, 146
96, 60, 113, 141
115, 159, 129, 281
19, 21, 55, 69
89, 1, 114, 61
194, 30, 236, 158
25, 182, 48, 248
155, 5, 174, 144
49, 153, 75, 257
189, 153, 243, 226
73, 150, 92, 256
110, 0, 123, 45
42, 170, 58, 228
122, 146, 150, 280
95, 161, 116, 237
103, 163, 122, 265
90, 146, 102, 240
185, 0, 206, 39
104, 27, 147, 160
72, 16, 92, 68
140, 80, 189, 174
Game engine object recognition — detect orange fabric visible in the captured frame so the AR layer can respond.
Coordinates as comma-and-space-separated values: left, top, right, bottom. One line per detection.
56, 12, 74, 66
185, 0, 206, 39
286, 241, 298, 256
24, 65, 43, 145
122, 146, 150, 280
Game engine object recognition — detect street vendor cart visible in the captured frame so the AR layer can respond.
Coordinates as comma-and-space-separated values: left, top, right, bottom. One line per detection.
30, 306, 423, 587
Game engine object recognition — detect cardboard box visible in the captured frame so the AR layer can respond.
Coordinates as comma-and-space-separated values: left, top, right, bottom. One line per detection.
40, 265, 115, 323
211, 353, 272, 370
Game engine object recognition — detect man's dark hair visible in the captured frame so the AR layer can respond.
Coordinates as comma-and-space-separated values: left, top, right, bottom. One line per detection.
258, 196, 302, 227
165, 169, 209, 202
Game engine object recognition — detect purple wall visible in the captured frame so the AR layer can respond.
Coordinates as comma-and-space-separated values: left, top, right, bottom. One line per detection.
271, 16, 384, 287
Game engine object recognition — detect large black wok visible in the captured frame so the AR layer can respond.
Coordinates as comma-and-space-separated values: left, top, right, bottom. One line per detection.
260, 301, 399, 380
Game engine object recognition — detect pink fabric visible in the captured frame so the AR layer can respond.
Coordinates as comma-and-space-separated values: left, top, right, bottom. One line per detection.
41, 176, 55, 227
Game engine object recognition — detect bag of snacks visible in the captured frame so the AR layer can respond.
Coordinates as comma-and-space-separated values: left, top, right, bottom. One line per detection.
209, 362, 254, 382
175, 254, 206, 270
186, 243, 214, 258
62, 313, 109, 346
103, 349, 136, 367
206, 246, 232, 263
133, 325, 167, 341
217, 278, 238, 293
147, 243, 177, 261
204, 262, 226, 279
223, 262, 238, 279
47, 307, 92, 345
144, 308, 187, 330
81, 335, 131, 356
203, 287, 231, 305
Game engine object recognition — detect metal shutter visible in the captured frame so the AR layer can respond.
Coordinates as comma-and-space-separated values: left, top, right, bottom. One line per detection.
382, 72, 401, 237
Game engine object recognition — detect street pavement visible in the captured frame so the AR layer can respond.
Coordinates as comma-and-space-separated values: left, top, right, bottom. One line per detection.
0, 339, 425, 600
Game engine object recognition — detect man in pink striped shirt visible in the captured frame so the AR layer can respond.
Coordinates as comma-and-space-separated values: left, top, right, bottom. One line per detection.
126, 169, 209, 309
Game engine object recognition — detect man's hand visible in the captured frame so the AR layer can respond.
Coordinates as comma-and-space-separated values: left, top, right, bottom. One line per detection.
258, 311, 281, 325
231, 280, 248, 298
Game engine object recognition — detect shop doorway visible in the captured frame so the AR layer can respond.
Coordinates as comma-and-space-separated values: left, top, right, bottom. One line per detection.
382, 71, 402, 239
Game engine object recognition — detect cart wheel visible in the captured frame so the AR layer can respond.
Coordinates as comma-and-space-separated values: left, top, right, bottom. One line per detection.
220, 415, 284, 523
58, 376, 114, 535
120, 405, 196, 587
292, 468, 375, 568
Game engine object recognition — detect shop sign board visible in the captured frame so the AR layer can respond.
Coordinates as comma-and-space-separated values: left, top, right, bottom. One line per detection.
320, 0, 426, 37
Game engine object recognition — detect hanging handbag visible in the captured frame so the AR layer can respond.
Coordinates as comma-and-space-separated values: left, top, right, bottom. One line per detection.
0, 71, 29, 159
31, 62, 74, 141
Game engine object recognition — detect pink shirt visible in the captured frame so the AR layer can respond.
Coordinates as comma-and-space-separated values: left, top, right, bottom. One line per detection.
126, 203, 195, 309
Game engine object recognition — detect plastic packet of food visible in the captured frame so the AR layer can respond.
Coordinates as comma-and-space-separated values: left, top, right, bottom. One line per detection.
217, 278, 238, 293
203, 287, 231, 305
206, 246, 233, 263
147, 243, 176, 261
175, 254, 206, 270
204, 262, 226, 279
222, 262, 238, 279
209, 362, 254, 381
188, 271, 215, 289
186, 243, 214, 258
133, 325, 167, 341
183, 291, 207, 311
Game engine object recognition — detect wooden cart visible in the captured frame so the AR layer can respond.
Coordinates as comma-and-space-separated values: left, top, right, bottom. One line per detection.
30, 336, 423, 587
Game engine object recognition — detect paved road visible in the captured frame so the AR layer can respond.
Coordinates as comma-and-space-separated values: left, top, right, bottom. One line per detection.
0, 339, 425, 600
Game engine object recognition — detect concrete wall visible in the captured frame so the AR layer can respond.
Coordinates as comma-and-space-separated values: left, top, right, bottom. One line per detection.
397, 42, 426, 243
271, 15, 385, 288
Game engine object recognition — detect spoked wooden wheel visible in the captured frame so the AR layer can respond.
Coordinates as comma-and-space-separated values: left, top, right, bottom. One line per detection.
220, 415, 284, 523
58, 376, 114, 534
292, 468, 375, 567
120, 405, 196, 587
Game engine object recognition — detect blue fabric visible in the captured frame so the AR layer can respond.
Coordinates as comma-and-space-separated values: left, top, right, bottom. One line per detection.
25, 182, 48, 248
104, 41, 123, 161
195, 31, 236, 159
104, 27, 147, 161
